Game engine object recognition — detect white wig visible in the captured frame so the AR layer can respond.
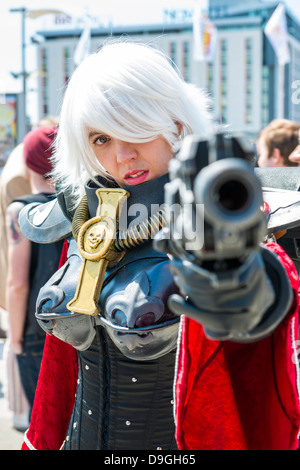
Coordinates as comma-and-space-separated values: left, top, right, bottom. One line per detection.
52, 40, 213, 202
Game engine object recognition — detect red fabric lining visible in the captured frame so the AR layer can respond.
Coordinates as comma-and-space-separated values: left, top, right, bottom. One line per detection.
22, 240, 78, 450
175, 243, 300, 450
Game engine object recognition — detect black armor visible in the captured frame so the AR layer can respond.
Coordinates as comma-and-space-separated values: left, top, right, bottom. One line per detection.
20, 175, 181, 449
64, 328, 177, 450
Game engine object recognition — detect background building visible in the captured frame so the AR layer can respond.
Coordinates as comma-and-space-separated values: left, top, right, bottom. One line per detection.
31, 0, 300, 138
209, 0, 245, 16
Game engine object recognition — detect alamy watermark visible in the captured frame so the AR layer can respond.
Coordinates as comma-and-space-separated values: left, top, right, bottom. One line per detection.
291, 80, 300, 104
100, 201, 205, 251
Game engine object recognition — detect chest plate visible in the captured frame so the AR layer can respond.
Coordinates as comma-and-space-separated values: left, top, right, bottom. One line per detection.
64, 327, 177, 450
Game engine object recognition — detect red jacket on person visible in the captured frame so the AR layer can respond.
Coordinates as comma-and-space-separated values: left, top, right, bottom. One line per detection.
22, 242, 300, 450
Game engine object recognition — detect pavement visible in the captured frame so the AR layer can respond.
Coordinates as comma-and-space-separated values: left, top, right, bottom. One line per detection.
0, 310, 27, 451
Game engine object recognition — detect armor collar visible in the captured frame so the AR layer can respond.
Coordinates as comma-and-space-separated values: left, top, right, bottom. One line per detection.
85, 173, 169, 224
84, 173, 180, 361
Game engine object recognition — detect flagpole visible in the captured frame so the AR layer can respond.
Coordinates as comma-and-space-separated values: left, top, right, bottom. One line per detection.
9, 7, 68, 139
74, 21, 91, 67
277, 63, 285, 118
193, 0, 203, 62
10, 8, 28, 140
264, 3, 290, 119
193, 0, 217, 63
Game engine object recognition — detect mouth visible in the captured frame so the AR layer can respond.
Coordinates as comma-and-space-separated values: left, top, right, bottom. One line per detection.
124, 170, 149, 185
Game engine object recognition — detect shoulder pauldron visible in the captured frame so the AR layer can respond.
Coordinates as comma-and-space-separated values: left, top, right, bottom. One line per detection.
18, 197, 72, 243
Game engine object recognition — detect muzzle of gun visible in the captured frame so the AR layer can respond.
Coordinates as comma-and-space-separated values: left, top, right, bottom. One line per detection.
164, 132, 268, 264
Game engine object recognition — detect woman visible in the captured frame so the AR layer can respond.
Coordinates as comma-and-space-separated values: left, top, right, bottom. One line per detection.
5, 126, 63, 420
21, 41, 300, 450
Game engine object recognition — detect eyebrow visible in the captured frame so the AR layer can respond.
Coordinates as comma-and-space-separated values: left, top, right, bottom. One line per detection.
88, 130, 101, 139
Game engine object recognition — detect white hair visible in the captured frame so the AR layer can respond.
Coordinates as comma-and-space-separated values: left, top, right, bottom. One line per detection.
52, 40, 213, 202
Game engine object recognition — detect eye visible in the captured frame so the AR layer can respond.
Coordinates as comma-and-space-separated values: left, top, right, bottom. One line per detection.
94, 135, 110, 145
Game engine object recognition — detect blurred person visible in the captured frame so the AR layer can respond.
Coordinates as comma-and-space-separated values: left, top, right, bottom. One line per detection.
19, 42, 300, 451
257, 119, 300, 168
5, 126, 64, 418
0, 116, 60, 311
0, 117, 59, 430
37, 116, 59, 128
257, 122, 300, 277
0, 142, 31, 430
0, 143, 30, 316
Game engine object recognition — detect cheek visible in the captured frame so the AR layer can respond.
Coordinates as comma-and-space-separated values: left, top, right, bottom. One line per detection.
154, 143, 174, 169
93, 149, 113, 171
151, 155, 173, 177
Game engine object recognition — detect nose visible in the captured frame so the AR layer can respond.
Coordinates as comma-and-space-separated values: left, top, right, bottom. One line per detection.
116, 140, 138, 164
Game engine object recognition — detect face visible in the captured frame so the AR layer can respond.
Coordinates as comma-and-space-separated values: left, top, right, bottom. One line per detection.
88, 130, 174, 186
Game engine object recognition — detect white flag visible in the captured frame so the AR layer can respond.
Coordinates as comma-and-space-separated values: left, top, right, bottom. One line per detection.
193, 3, 217, 62
264, 3, 290, 65
74, 24, 91, 67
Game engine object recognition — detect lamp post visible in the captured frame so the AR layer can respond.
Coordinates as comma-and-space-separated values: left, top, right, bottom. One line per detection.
10, 7, 28, 140
9, 7, 68, 140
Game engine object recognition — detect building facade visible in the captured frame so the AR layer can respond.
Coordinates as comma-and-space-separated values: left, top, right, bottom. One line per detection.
32, 1, 300, 138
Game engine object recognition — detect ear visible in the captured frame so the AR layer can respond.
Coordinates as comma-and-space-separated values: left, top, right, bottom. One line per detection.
176, 122, 183, 137
271, 148, 285, 166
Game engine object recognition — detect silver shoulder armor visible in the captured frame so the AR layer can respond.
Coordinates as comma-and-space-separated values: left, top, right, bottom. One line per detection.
18, 197, 72, 243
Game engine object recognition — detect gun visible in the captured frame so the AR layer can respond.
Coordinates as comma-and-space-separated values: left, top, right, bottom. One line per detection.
157, 132, 268, 268
154, 133, 289, 341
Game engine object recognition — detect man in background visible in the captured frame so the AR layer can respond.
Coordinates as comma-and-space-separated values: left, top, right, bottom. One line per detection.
257, 118, 300, 168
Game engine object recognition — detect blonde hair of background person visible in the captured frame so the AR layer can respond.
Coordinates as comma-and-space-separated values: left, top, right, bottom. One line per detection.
257, 118, 300, 168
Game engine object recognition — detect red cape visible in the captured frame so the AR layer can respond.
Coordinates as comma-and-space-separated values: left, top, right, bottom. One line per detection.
22, 242, 300, 450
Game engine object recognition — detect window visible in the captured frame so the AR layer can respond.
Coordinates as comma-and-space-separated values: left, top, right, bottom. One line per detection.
63, 47, 71, 84
261, 65, 270, 125
182, 41, 190, 81
244, 38, 253, 124
169, 41, 177, 67
219, 39, 227, 123
40, 48, 49, 116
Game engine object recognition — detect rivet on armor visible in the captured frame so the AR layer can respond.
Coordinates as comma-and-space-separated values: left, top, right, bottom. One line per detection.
170, 399, 174, 405
88, 409, 92, 415
85, 364, 90, 370
125, 420, 131, 426
131, 377, 137, 382
73, 422, 78, 429
66, 436, 70, 441
77, 378, 80, 384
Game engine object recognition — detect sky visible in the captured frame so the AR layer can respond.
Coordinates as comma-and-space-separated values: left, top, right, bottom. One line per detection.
1, 0, 300, 120
0, 0, 199, 95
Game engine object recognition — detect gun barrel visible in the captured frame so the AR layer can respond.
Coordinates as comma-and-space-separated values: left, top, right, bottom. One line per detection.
194, 158, 264, 231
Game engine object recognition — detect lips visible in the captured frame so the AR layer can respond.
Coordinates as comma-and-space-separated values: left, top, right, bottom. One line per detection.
124, 169, 149, 185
